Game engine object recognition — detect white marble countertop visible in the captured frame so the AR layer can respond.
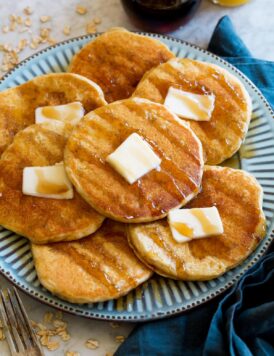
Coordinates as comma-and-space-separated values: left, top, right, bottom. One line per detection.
0, 0, 273, 355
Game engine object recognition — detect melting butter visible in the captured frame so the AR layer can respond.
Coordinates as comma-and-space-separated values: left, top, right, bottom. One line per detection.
106, 133, 161, 184
164, 87, 215, 121
35, 102, 84, 126
168, 207, 223, 243
22, 163, 73, 199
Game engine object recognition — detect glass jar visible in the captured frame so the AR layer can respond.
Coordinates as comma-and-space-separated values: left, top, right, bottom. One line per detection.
121, 0, 202, 33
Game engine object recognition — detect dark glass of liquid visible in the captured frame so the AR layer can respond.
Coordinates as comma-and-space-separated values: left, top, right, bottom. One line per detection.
121, 0, 201, 33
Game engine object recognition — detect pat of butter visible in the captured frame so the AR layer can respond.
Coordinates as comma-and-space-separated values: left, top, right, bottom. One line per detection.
164, 87, 215, 121
168, 207, 223, 243
22, 163, 73, 199
106, 133, 161, 184
35, 102, 84, 126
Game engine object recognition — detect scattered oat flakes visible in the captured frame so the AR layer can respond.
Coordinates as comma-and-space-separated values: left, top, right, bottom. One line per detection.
47, 37, 57, 45
2, 26, 9, 33
44, 312, 54, 324
9, 21, 16, 32
59, 330, 71, 341
40, 27, 51, 39
66, 352, 80, 356
39, 328, 56, 338
30, 41, 38, 49
115, 335, 125, 343
47, 341, 60, 351
76, 5, 88, 15
37, 323, 47, 331
23, 6, 33, 15
40, 16, 51, 23
40, 334, 50, 346
55, 311, 63, 320
9, 14, 17, 22
25, 17, 32, 27
63, 25, 71, 36
85, 339, 99, 349
86, 23, 96, 34
18, 39, 28, 50
93, 17, 101, 25
16, 16, 23, 25
0, 328, 5, 341
53, 320, 67, 329
110, 322, 120, 329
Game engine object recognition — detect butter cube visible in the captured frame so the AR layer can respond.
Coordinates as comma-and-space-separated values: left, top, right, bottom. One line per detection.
35, 102, 84, 126
168, 207, 223, 243
22, 163, 73, 199
164, 87, 215, 121
106, 133, 161, 184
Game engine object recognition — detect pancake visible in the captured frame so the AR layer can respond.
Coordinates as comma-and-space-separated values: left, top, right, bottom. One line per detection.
0, 73, 106, 155
31, 220, 153, 303
128, 166, 266, 280
0, 121, 104, 244
132, 58, 252, 165
69, 28, 174, 103
64, 98, 204, 223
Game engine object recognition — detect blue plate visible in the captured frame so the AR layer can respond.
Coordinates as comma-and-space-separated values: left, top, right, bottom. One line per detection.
0, 33, 273, 321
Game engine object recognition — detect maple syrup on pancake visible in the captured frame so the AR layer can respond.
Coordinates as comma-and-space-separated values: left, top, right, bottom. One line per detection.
36, 170, 69, 194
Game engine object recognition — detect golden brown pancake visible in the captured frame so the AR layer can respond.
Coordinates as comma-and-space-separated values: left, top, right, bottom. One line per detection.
0, 122, 104, 244
128, 166, 266, 280
32, 220, 152, 303
64, 98, 204, 223
133, 58, 252, 165
0, 73, 106, 155
69, 28, 174, 103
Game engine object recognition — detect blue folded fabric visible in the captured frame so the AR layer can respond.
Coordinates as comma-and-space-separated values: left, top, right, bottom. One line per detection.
115, 16, 274, 356
208, 16, 274, 107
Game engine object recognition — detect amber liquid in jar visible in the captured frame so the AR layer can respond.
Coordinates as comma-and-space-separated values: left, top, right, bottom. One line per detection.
121, 0, 202, 33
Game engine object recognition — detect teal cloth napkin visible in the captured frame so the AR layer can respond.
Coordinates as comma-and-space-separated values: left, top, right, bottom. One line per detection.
115, 16, 274, 356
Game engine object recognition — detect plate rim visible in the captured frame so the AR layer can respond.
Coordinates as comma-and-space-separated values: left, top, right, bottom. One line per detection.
0, 32, 273, 322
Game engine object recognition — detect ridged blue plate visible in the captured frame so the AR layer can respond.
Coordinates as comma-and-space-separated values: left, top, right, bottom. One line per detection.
0, 34, 273, 321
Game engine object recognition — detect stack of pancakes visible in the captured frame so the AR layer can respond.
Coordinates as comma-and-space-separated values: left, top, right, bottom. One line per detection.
0, 29, 266, 303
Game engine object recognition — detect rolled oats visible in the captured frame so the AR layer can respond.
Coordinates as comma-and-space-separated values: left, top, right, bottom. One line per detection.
40, 16, 51, 23
86, 23, 96, 34
85, 339, 99, 349
66, 352, 80, 356
93, 17, 102, 24
16, 16, 23, 24
44, 312, 54, 324
0, 328, 5, 341
24, 18, 32, 27
58, 330, 71, 341
47, 341, 60, 351
53, 320, 67, 329
63, 25, 71, 36
55, 311, 63, 320
23, 7, 33, 15
76, 5, 88, 15
115, 335, 125, 343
